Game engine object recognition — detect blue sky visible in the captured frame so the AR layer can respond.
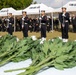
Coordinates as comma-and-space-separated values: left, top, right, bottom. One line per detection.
33, 0, 76, 8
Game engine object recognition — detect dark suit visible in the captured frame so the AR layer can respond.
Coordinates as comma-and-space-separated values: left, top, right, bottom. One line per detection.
7, 17, 14, 35
35, 19, 39, 32
71, 17, 76, 32
41, 15, 47, 38
29, 19, 33, 32
1, 18, 6, 32
47, 19, 50, 32
21, 16, 29, 37
59, 12, 70, 39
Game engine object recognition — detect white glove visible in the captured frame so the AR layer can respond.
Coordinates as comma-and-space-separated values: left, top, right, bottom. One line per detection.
6, 19, 10, 21
29, 26, 32, 28
7, 25, 9, 28
22, 25, 24, 28
62, 13, 65, 17
22, 17, 24, 21
39, 17, 42, 20
62, 24, 65, 28
39, 25, 41, 28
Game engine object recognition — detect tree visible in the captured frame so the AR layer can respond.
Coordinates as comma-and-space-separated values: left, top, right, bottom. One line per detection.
0, 0, 33, 10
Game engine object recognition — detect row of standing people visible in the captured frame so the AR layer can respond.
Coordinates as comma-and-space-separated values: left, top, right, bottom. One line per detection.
0, 11, 52, 38
0, 8, 76, 41
15, 14, 76, 33
0, 16, 60, 32
21, 10, 47, 38
15, 17, 60, 32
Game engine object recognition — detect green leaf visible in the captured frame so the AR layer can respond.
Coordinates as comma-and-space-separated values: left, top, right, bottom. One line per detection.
41, 41, 49, 55
54, 63, 64, 70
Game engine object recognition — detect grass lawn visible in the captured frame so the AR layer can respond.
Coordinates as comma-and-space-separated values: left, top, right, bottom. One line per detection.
0, 31, 76, 40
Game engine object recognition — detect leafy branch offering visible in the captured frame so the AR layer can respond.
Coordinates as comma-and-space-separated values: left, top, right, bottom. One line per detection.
0, 35, 76, 75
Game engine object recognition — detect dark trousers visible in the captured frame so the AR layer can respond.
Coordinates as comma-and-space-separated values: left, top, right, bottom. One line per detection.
29, 26, 33, 32
22, 24, 28, 37
61, 22, 69, 39
41, 25, 46, 38
73, 25, 76, 32
2, 24, 5, 32
47, 25, 50, 32
35, 25, 39, 32
7, 25, 13, 35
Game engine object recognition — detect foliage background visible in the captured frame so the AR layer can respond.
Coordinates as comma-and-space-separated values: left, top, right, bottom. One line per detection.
0, 0, 35, 10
